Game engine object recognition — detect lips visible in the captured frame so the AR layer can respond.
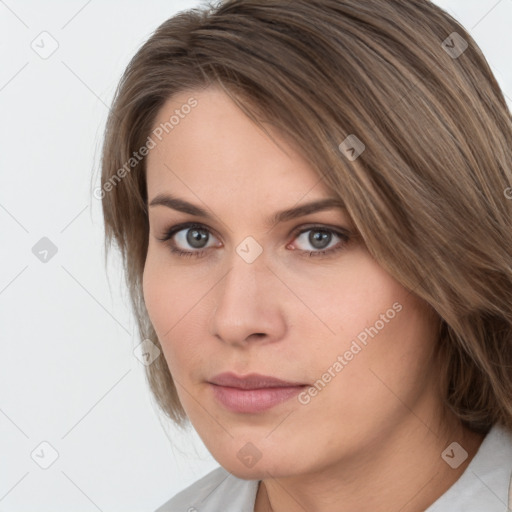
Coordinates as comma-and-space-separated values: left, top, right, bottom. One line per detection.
208, 372, 308, 413
208, 372, 306, 389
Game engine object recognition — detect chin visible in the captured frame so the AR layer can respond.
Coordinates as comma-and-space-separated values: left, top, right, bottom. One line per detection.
217, 451, 298, 481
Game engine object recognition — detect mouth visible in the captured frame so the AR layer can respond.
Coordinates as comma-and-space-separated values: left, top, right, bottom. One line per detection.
208, 372, 308, 413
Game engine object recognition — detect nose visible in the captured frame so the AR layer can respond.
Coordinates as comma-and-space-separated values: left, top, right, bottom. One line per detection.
208, 254, 287, 347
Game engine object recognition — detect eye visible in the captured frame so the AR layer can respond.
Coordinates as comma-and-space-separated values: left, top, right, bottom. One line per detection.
157, 222, 351, 259
157, 222, 221, 258
289, 226, 350, 257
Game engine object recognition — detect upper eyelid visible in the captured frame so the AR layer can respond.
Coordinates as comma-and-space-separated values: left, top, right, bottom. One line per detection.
161, 222, 221, 242
161, 222, 350, 244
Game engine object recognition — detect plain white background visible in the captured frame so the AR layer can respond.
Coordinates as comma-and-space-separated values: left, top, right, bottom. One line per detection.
1, 1, 511, 511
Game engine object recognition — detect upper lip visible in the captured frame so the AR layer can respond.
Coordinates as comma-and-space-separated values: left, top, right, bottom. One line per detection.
209, 372, 307, 389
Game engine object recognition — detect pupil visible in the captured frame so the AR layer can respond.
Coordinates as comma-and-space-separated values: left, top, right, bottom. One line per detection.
187, 228, 208, 248
310, 230, 331, 249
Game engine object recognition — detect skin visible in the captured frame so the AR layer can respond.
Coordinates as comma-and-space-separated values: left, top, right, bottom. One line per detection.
143, 87, 485, 512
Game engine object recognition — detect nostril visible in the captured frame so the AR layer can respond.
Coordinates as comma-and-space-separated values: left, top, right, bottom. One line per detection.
247, 333, 266, 340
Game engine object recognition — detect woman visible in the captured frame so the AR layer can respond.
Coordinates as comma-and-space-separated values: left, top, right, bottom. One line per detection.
98, 0, 512, 510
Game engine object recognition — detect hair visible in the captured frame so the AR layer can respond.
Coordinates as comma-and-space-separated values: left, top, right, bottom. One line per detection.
98, 0, 512, 434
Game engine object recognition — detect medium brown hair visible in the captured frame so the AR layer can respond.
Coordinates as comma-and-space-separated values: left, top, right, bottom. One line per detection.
98, 0, 512, 433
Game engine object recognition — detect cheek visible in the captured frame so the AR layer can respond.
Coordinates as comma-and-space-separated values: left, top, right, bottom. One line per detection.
334, 296, 438, 419
295, 295, 439, 457
342, 288, 436, 384
142, 251, 207, 376
142, 252, 181, 360
142, 254, 170, 335
314, 261, 439, 404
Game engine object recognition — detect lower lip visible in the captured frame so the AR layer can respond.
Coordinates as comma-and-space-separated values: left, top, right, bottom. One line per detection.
209, 384, 306, 413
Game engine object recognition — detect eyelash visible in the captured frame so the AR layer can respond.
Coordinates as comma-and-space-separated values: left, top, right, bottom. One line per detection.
157, 222, 351, 259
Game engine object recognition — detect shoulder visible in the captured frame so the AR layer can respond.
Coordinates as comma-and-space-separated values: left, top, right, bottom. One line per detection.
427, 423, 512, 511
154, 465, 259, 512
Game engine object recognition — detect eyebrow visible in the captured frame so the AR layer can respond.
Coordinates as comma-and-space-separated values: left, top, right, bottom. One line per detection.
148, 193, 346, 227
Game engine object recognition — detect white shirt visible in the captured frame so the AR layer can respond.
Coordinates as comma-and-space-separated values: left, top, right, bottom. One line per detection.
156, 423, 512, 512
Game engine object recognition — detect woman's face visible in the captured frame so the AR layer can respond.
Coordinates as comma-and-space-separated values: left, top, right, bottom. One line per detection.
143, 87, 442, 479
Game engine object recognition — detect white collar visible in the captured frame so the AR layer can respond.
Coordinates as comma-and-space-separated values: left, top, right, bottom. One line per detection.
426, 423, 512, 511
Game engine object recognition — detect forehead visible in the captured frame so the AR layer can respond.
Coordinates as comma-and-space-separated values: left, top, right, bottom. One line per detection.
145, 87, 331, 204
